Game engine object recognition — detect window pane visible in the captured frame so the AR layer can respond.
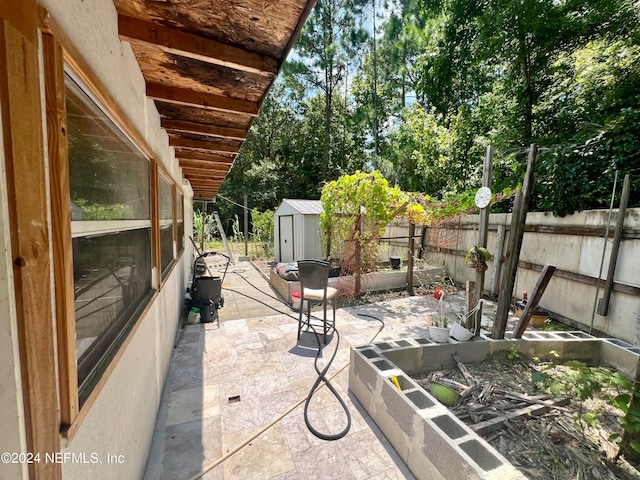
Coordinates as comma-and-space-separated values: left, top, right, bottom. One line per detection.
159, 174, 174, 276
66, 78, 150, 221
65, 73, 153, 404
176, 191, 184, 254
74, 228, 152, 390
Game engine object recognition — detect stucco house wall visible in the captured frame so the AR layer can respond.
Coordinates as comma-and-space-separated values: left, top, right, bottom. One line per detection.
0, 1, 193, 478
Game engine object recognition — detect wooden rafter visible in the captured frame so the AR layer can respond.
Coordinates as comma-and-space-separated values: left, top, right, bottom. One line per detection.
179, 165, 232, 174
188, 182, 224, 189
169, 135, 240, 153
146, 83, 259, 116
188, 177, 224, 183
182, 172, 225, 181
174, 150, 235, 163
117, 15, 278, 77
162, 118, 246, 140
181, 168, 233, 177
180, 163, 230, 173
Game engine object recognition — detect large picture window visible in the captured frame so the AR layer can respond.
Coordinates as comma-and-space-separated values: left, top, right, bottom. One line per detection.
159, 172, 175, 278
65, 74, 153, 402
177, 190, 184, 254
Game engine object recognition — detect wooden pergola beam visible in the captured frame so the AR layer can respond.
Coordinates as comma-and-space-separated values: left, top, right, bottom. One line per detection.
175, 149, 235, 163
186, 181, 226, 189
118, 15, 278, 76
169, 135, 240, 153
183, 170, 227, 180
188, 177, 224, 183
162, 118, 246, 140
147, 83, 259, 116
180, 163, 230, 173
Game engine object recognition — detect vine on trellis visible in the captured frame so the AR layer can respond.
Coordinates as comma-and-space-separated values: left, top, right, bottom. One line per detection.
320, 170, 518, 296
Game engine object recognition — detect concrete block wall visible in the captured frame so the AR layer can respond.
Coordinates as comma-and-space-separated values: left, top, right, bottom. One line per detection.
349, 332, 640, 480
349, 340, 524, 480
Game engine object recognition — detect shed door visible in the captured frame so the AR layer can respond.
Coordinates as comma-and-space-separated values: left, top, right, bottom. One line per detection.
279, 215, 294, 262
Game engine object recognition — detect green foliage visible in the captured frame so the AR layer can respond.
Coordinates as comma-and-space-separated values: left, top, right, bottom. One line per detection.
506, 346, 520, 361
193, 211, 216, 247
250, 209, 275, 258
321, 170, 403, 277
230, 214, 243, 243
73, 199, 127, 221
218, 0, 640, 222
533, 359, 640, 456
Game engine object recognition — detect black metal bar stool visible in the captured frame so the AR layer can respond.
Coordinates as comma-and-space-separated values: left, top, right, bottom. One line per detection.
297, 260, 337, 344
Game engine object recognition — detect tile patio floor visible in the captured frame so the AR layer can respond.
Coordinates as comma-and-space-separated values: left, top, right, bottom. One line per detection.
143, 259, 494, 480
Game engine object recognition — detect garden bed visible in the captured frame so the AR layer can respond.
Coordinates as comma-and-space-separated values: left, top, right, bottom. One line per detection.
269, 263, 447, 305
411, 350, 640, 480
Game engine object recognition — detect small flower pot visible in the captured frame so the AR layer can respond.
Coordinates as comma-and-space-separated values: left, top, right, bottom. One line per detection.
450, 322, 473, 342
428, 325, 451, 343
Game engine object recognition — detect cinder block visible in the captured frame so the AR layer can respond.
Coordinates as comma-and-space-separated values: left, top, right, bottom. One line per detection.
381, 345, 423, 372
599, 340, 640, 379
458, 439, 503, 472
406, 389, 436, 409
349, 335, 620, 480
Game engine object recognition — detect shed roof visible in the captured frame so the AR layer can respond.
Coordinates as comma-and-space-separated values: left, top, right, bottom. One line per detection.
275, 199, 323, 216
112, 0, 316, 199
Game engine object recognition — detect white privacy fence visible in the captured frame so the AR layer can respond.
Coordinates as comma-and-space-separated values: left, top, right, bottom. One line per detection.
384, 208, 640, 344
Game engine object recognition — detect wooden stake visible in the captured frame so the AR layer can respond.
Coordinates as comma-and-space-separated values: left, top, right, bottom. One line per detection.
597, 174, 631, 316
512, 264, 556, 338
474, 146, 494, 335
465, 280, 476, 331
407, 222, 415, 295
493, 144, 538, 339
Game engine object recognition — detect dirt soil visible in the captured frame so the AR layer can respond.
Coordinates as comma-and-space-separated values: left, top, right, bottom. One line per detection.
411, 351, 640, 480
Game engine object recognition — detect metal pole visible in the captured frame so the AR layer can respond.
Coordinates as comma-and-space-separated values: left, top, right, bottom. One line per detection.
244, 195, 248, 257
589, 171, 618, 334
596, 173, 631, 317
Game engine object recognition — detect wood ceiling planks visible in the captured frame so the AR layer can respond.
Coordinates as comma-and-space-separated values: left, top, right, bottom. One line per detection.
114, 0, 315, 197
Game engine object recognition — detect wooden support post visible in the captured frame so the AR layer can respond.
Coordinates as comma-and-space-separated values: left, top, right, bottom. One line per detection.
474, 145, 493, 335
43, 31, 79, 431
200, 201, 206, 252
418, 224, 427, 260
354, 213, 362, 295
490, 224, 506, 296
465, 281, 476, 331
407, 222, 415, 295
512, 265, 556, 338
0, 4, 62, 477
493, 144, 538, 339
597, 174, 631, 316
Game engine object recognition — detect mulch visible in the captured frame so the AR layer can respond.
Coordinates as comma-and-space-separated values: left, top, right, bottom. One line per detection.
411, 350, 640, 480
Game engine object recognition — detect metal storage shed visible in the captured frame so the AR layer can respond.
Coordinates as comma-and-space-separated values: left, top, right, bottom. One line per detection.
274, 199, 323, 262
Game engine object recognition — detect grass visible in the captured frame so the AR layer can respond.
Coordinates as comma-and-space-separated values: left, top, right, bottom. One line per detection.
200, 238, 273, 260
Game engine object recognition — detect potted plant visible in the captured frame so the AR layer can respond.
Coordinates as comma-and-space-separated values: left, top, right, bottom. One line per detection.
428, 287, 451, 343
450, 320, 473, 342
465, 246, 491, 272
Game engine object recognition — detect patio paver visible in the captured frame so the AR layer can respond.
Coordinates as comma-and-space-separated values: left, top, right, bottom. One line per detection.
145, 259, 485, 480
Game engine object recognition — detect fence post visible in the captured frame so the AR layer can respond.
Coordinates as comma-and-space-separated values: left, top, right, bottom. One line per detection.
493, 144, 538, 339
473, 145, 494, 335
407, 222, 415, 295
